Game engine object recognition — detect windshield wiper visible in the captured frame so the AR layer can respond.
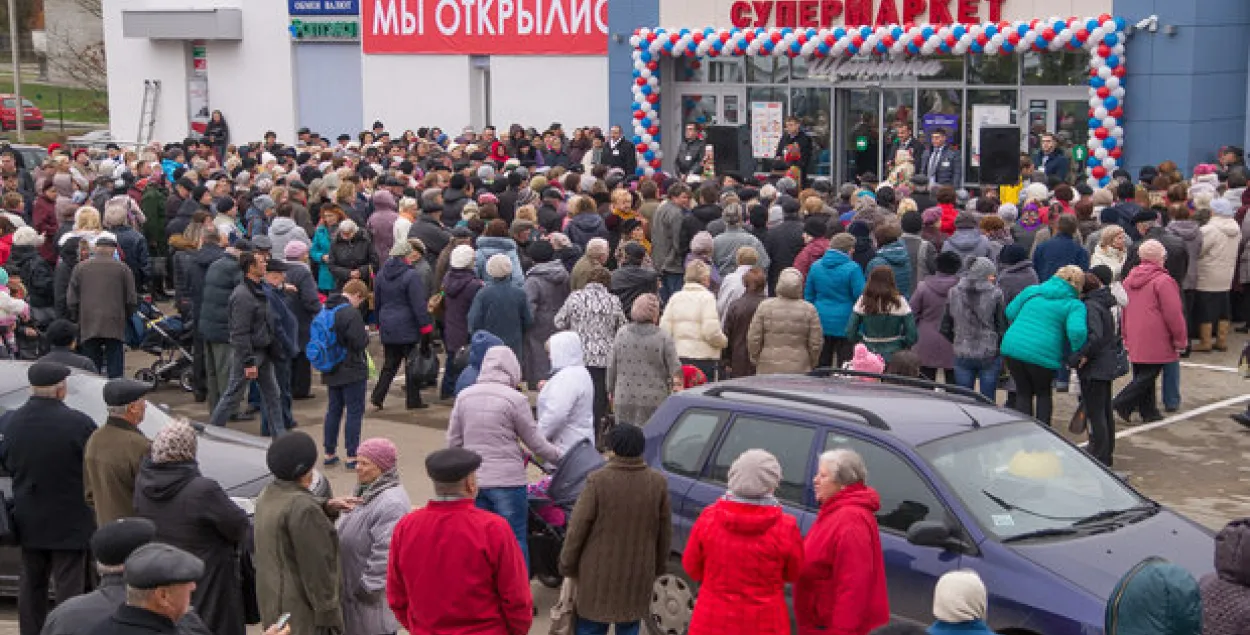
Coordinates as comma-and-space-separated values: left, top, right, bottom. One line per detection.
982, 490, 1088, 522
1071, 504, 1160, 528
1001, 527, 1081, 543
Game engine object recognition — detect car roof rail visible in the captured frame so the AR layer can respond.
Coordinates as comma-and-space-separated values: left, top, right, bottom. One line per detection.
807, 367, 995, 405
702, 384, 891, 430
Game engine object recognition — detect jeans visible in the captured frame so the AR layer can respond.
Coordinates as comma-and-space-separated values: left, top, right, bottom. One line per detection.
1162, 361, 1181, 410
324, 380, 366, 458
440, 351, 459, 399
208, 351, 283, 432
1082, 377, 1115, 466
19, 549, 88, 635
953, 357, 1001, 400
919, 367, 956, 384
260, 357, 296, 437
1005, 357, 1055, 426
660, 273, 684, 304
80, 337, 123, 379
371, 342, 423, 408
1114, 363, 1164, 420
476, 486, 529, 570
576, 619, 641, 635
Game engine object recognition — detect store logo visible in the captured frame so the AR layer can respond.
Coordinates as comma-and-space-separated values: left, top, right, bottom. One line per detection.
290, 19, 361, 40
729, 0, 1009, 29
289, 0, 360, 16
809, 58, 945, 79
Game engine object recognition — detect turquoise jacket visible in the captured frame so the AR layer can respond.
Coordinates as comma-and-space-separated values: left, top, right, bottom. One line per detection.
928, 619, 998, 635
805, 249, 866, 337
866, 240, 913, 297
1001, 276, 1088, 370
310, 225, 335, 291
1105, 557, 1202, 635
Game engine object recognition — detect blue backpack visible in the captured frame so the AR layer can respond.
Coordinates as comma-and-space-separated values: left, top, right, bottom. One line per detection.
306, 304, 349, 373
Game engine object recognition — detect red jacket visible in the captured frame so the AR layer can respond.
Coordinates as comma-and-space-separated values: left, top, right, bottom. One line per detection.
386, 498, 532, 635
794, 237, 830, 279
1121, 260, 1187, 364
794, 483, 890, 635
938, 203, 959, 235
683, 499, 804, 635
31, 195, 58, 264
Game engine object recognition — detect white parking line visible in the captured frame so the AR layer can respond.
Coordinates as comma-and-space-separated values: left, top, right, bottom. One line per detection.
1180, 361, 1241, 374
1076, 394, 1250, 448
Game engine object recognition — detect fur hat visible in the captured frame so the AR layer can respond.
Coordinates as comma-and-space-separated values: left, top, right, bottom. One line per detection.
631, 293, 660, 323
486, 253, 513, 279
11, 226, 42, 247
1138, 239, 1167, 264
727, 449, 782, 499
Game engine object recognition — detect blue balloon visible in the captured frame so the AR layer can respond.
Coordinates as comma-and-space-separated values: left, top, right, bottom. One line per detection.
679, 28, 689, 36
806, 28, 817, 38
1086, 19, 1098, 31
632, 102, 641, 111
704, 27, 714, 36
1104, 96, 1119, 109
641, 117, 652, 128
712, 40, 724, 51
781, 27, 793, 36
1106, 55, 1120, 67
1103, 138, 1117, 150
1017, 24, 1029, 36
953, 25, 965, 38
970, 42, 983, 53
653, 132, 661, 142
939, 42, 950, 52
791, 41, 801, 53
1090, 76, 1105, 88
859, 25, 871, 37
1088, 118, 1101, 128
1087, 156, 1100, 168
1104, 32, 1119, 46
640, 51, 651, 62
892, 27, 904, 38
631, 69, 640, 78
1054, 20, 1065, 31
986, 25, 998, 37
633, 135, 642, 145
818, 42, 830, 54
907, 43, 919, 53
641, 85, 652, 96
876, 43, 887, 54
1099, 176, 1111, 187
762, 41, 775, 52
923, 26, 935, 38
834, 27, 846, 39
847, 44, 859, 55
635, 167, 646, 176
644, 150, 656, 161
1002, 42, 1014, 53
663, 40, 674, 50
1114, 16, 1127, 31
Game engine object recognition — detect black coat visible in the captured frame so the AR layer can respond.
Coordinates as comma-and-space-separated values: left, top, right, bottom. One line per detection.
198, 255, 242, 343
0, 396, 97, 550
609, 264, 659, 318
227, 278, 273, 367
675, 139, 707, 176
133, 460, 249, 635
774, 131, 814, 173
762, 217, 805, 287
188, 244, 226, 322
54, 237, 83, 321
86, 605, 177, 635
604, 138, 637, 174
113, 226, 150, 292
283, 263, 321, 347
408, 216, 450, 265
43, 573, 213, 635
326, 233, 377, 291
10, 244, 54, 315
322, 294, 369, 386
374, 256, 431, 346
167, 198, 206, 238
1071, 287, 1121, 382
440, 188, 471, 227
1122, 226, 1189, 286
42, 347, 99, 373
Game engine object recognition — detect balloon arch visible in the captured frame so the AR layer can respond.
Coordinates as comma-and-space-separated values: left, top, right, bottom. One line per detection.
629, 14, 1129, 189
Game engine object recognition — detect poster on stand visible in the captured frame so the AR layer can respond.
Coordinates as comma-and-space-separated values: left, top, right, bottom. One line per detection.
750, 101, 783, 159
971, 105, 1012, 167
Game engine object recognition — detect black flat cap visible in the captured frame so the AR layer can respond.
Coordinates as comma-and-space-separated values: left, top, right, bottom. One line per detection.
252, 236, 274, 252
92, 518, 156, 566
425, 448, 481, 483
95, 236, 118, 247
104, 378, 152, 407
267, 431, 318, 481
449, 227, 473, 239
29, 361, 70, 387
1132, 209, 1159, 224
124, 543, 204, 589
265, 260, 288, 273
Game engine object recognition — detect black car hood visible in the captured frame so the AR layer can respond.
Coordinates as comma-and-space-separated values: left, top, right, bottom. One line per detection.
1007, 510, 1213, 600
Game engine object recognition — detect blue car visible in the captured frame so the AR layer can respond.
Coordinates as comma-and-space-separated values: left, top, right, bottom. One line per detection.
641, 372, 1213, 635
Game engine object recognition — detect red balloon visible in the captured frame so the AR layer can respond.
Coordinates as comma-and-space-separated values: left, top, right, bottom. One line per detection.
825, 34, 836, 45
1110, 107, 1123, 118
797, 34, 807, 44
1029, 19, 1039, 29
1042, 27, 1055, 39
1097, 44, 1110, 57
1088, 108, 1096, 118
1092, 166, 1107, 178
692, 32, 703, 43
1098, 13, 1112, 23
1112, 65, 1126, 77
633, 110, 645, 119
852, 35, 864, 47
914, 34, 926, 46
882, 35, 894, 46
1007, 32, 1020, 45
637, 143, 648, 153
650, 159, 661, 168
1097, 86, 1110, 98
648, 126, 659, 135
720, 32, 730, 42
1110, 148, 1123, 159
945, 35, 957, 47
635, 77, 646, 86
647, 61, 658, 71
977, 33, 988, 45
771, 31, 783, 43
669, 33, 680, 43
1075, 28, 1089, 41
1094, 127, 1108, 139
708, 48, 719, 57
1090, 67, 1099, 77
646, 32, 656, 42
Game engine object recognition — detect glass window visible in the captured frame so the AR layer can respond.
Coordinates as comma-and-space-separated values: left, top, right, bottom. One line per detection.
707, 59, 745, 84
965, 89, 1019, 183
919, 56, 964, 82
791, 87, 831, 177
709, 416, 816, 505
681, 94, 719, 128
747, 57, 787, 83
824, 433, 944, 534
723, 94, 742, 126
787, 56, 810, 82
1022, 50, 1091, 86
967, 54, 1019, 85
675, 58, 706, 83
841, 89, 880, 183
918, 88, 964, 152
1054, 100, 1090, 168
661, 409, 726, 478
919, 421, 1147, 541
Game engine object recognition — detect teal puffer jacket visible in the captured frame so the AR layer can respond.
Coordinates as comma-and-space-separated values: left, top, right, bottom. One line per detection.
1001, 276, 1088, 370
1105, 557, 1202, 635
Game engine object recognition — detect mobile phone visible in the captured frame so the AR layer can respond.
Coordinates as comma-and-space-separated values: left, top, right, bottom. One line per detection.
274, 613, 291, 630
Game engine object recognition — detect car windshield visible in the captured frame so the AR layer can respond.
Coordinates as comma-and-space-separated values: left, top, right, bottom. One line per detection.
918, 421, 1146, 541
2, 99, 34, 109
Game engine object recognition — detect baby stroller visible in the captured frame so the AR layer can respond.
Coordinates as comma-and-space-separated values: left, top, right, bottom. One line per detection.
527, 438, 605, 588
126, 299, 195, 391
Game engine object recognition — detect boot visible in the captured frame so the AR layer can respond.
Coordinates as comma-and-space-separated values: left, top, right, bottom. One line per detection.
1192, 323, 1214, 352
1215, 320, 1232, 352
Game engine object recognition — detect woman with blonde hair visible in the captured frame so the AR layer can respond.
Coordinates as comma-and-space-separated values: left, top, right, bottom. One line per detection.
660, 259, 727, 381
886, 149, 915, 189
1091, 225, 1128, 280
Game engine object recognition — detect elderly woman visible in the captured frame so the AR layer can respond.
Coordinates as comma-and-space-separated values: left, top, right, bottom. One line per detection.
468, 253, 533, 364
311, 204, 345, 292
608, 293, 682, 427
748, 267, 822, 375
560, 425, 671, 635
474, 219, 525, 287
660, 259, 727, 381
572, 236, 609, 291
336, 438, 411, 635
1114, 240, 1188, 423
795, 449, 889, 635
327, 218, 378, 293
133, 419, 250, 635
928, 570, 997, 635
1091, 225, 1128, 280
684, 450, 803, 635
555, 265, 627, 431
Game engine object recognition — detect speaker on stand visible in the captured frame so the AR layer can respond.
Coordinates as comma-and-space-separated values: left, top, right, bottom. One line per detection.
706, 125, 756, 178
978, 126, 1022, 186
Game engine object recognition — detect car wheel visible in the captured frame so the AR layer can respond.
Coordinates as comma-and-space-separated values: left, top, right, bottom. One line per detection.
179, 367, 195, 393
134, 368, 157, 386
647, 570, 696, 635
535, 573, 562, 589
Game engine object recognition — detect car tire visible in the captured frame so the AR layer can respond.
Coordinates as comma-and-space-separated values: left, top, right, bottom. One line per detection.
646, 557, 698, 635
134, 368, 157, 386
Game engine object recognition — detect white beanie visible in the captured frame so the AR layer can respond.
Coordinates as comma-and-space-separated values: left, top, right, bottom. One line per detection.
933, 570, 987, 623
450, 244, 475, 270
1212, 198, 1235, 217
339, 219, 358, 235
486, 253, 512, 279
727, 449, 782, 499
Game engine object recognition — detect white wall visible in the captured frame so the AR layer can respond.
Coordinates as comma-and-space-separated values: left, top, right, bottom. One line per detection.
361, 55, 471, 133
489, 56, 608, 129
659, 0, 1115, 30
103, 0, 297, 145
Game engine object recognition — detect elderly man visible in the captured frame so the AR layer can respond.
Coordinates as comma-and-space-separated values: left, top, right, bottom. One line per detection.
712, 203, 771, 279
0, 362, 97, 635
67, 235, 138, 378
387, 448, 532, 635
571, 237, 609, 291
42, 519, 214, 635
83, 380, 154, 526
795, 449, 889, 635
104, 199, 150, 293
84, 543, 205, 635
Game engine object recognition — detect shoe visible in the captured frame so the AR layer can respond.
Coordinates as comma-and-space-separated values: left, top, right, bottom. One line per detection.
1165, 405, 1179, 414
1236, 324, 1250, 334
1141, 412, 1164, 423
1230, 412, 1250, 428
1114, 404, 1133, 423
292, 393, 315, 400
1215, 320, 1231, 352
407, 403, 430, 410
1192, 324, 1214, 352
344, 459, 358, 470
229, 412, 257, 422
323, 455, 340, 467
193, 393, 207, 403
370, 402, 384, 412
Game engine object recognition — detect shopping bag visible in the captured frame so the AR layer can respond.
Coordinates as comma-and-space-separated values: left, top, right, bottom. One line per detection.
548, 577, 577, 635
366, 351, 378, 381
406, 350, 440, 389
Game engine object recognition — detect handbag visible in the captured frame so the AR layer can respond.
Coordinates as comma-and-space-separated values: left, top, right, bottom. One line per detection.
427, 291, 445, 318
408, 349, 440, 388
548, 577, 577, 635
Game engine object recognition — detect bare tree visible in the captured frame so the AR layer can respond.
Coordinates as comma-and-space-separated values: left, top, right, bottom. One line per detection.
43, 0, 106, 92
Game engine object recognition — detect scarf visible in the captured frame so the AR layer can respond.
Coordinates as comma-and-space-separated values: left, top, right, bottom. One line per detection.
355, 468, 401, 505
725, 492, 780, 506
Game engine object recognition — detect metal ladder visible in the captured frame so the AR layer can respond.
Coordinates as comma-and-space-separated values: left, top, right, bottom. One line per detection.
136, 80, 161, 145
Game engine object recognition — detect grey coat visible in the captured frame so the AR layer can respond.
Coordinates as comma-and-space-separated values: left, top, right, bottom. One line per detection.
253, 480, 344, 635
336, 484, 411, 635
522, 261, 570, 386
66, 256, 137, 342
941, 277, 1008, 361
607, 322, 681, 427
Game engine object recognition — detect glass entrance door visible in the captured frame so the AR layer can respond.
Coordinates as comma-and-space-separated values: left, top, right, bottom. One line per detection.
1023, 91, 1090, 183
836, 88, 916, 184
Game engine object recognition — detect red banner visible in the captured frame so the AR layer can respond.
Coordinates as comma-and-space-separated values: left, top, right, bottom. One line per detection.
363, 0, 608, 54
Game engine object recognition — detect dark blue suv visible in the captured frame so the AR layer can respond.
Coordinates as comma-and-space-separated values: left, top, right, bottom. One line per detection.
641, 372, 1213, 635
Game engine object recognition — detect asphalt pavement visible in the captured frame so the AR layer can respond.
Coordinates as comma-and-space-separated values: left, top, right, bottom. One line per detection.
0, 333, 1249, 633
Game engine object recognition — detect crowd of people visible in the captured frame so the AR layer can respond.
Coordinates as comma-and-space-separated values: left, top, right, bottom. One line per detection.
0, 117, 1248, 635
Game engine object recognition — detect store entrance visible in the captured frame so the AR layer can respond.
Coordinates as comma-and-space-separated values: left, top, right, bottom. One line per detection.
835, 87, 916, 184
1022, 90, 1091, 182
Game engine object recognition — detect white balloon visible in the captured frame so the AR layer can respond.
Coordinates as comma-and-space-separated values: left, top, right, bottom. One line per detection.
1089, 96, 1102, 108
1094, 106, 1109, 119
697, 40, 712, 55
1102, 20, 1116, 31
634, 60, 645, 71
1112, 43, 1125, 55
640, 102, 653, 113
802, 41, 817, 55
1101, 116, 1115, 129
1087, 177, 1100, 188
922, 42, 937, 55
1105, 76, 1120, 90
1094, 147, 1109, 160
648, 75, 658, 86
1091, 55, 1106, 68
1111, 126, 1123, 138
629, 35, 641, 47
954, 42, 969, 55
1098, 65, 1113, 78
1103, 157, 1118, 170
1112, 87, 1125, 99
650, 41, 663, 54
641, 134, 653, 144
644, 167, 655, 176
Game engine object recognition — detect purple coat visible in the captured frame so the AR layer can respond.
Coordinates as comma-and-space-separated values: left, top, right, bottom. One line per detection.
909, 273, 958, 369
441, 267, 482, 354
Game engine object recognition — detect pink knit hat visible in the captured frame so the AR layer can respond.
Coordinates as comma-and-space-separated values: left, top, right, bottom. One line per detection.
284, 240, 309, 260
849, 343, 885, 375
1138, 239, 1167, 265
356, 438, 398, 472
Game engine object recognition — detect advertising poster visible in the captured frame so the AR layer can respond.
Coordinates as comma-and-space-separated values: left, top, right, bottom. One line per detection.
750, 101, 783, 159
970, 105, 1011, 167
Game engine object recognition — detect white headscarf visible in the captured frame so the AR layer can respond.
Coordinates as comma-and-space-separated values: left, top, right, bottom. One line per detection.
933, 570, 987, 623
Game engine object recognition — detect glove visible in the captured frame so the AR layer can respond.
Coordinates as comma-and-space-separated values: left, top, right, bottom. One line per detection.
419, 332, 432, 357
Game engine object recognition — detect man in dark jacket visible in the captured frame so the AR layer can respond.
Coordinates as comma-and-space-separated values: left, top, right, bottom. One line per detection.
166, 181, 206, 238
206, 251, 282, 432
440, 174, 473, 227
105, 200, 151, 293
185, 227, 227, 402
197, 238, 246, 414
918, 128, 962, 187
261, 260, 300, 436
909, 175, 937, 213
371, 241, 434, 410
1032, 214, 1090, 282
67, 236, 138, 379
762, 196, 805, 289
774, 116, 814, 180
163, 178, 192, 235
495, 172, 523, 226
604, 125, 637, 175
87, 543, 206, 635
610, 242, 659, 317
0, 362, 97, 635
281, 243, 321, 400
41, 319, 99, 373
1121, 210, 1188, 285
675, 123, 707, 178
41, 519, 214, 635
408, 205, 450, 267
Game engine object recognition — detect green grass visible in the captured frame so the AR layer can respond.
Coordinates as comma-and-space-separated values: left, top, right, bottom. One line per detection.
0, 78, 107, 125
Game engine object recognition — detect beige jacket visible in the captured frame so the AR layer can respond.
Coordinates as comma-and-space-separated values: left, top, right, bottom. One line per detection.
659, 282, 727, 359
1197, 216, 1241, 292
747, 270, 823, 374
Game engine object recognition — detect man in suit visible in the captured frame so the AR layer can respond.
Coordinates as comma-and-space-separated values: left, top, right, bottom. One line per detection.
1036, 133, 1070, 182
603, 125, 637, 175
919, 128, 962, 187
774, 116, 814, 181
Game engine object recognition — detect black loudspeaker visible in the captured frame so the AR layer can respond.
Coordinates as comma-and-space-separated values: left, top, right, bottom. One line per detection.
706, 125, 756, 177
979, 126, 1022, 185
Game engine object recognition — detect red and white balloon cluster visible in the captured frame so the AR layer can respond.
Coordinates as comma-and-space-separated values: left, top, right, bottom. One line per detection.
628, 14, 1127, 183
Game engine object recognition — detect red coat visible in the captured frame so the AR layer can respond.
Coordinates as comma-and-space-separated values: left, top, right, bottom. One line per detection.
1121, 260, 1188, 364
682, 499, 803, 635
386, 498, 532, 635
794, 483, 890, 635
794, 237, 829, 279
938, 203, 959, 236
31, 195, 58, 264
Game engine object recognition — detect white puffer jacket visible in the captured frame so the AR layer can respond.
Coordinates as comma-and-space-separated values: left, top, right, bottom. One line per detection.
659, 282, 727, 359
1197, 216, 1241, 292
536, 331, 595, 454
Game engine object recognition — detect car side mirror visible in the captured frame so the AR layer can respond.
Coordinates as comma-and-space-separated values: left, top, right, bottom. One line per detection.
907, 520, 966, 552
